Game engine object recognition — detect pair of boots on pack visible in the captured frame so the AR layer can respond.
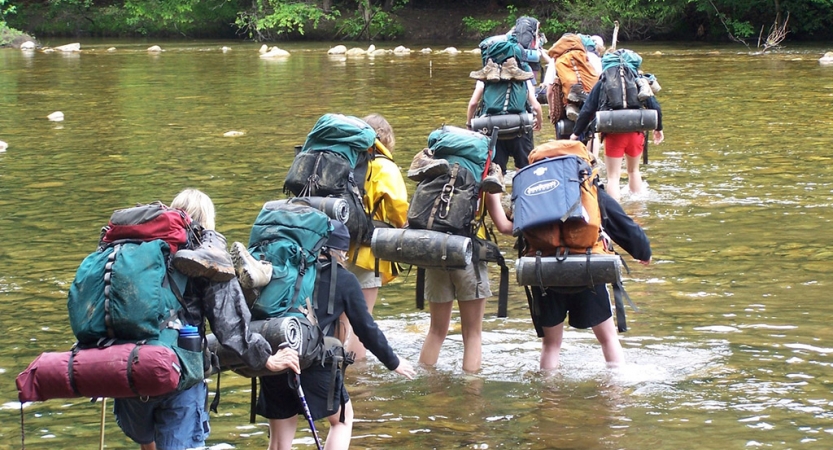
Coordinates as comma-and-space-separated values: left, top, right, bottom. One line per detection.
470, 57, 534, 82
171, 229, 272, 290
406, 148, 505, 194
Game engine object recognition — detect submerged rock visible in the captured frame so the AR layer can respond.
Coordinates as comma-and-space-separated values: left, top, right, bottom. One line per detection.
819, 52, 833, 66
47, 111, 64, 122
148, 45, 162, 53
260, 47, 290, 58
55, 43, 81, 52
328, 45, 347, 55
19, 41, 36, 51
0, 140, 8, 152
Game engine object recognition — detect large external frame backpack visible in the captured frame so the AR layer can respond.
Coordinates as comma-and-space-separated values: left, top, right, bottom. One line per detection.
284, 113, 378, 246
598, 49, 642, 111
512, 140, 632, 332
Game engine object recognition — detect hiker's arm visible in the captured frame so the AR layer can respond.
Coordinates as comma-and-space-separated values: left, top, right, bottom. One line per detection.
598, 189, 652, 263
570, 84, 601, 138
341, 267, 400, 370
485, 192, 513, 235
466, 81, 485, 127
203, 279, 273, 370
526, 80, 543, 131
644, 96, 664, 144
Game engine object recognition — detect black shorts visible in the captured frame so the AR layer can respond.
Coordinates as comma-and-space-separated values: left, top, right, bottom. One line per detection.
493, 131, 534, 172
256, 363, 349, 421
531, 284, 613, 329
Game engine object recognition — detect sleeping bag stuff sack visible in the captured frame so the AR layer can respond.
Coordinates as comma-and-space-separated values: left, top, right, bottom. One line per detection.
16, 343, 181, 402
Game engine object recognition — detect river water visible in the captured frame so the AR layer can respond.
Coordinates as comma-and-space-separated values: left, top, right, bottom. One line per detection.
2, 40, 833, 449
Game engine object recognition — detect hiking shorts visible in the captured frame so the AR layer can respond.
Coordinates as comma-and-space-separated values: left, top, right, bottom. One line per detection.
257, 362, 349, 421
424, 262, 492, 303
603, 131, 644, 158
113, 382, 209, 450
493, 131, 534, 172
346, 264, 382, 289
532, 284, 612, 329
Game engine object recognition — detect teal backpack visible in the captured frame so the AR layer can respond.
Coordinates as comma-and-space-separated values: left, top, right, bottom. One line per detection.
246, 201, 332, 320
284, 113, 378, 245
478, 34, 530, 116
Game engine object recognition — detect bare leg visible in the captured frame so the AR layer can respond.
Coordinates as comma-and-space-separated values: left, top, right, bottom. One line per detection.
345, 287, 378, 360
540, 323, 564, 370
419, 301, 453, 367
591, 317, 624, 367
458, 298, 486, 373
323, 401, 354, 450
267, 416, 298, 450
625, 154, 645, 196
604, 154, 624, 201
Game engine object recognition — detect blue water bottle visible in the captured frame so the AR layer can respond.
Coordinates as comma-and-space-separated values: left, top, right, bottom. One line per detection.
178, 325, 201, 352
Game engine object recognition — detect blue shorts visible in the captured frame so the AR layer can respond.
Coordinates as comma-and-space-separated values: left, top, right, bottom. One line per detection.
113, 382, 209, 450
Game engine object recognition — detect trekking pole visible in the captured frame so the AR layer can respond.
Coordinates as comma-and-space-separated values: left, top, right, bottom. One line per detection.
611, 21, 620, 52
280, 343, 323, 450
642, 131, 649, 165
99, 397, 106, 450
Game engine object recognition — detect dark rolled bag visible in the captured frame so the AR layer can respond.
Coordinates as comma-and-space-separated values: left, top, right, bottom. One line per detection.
516, 254, 622, 287
269, 197, 350, 224
371, 228, 472, 269
16, 343, 181, 402
556, 119, 574, 139
595, 109, 658, 133
207, 316, 323, 378
470, 113, 533, 139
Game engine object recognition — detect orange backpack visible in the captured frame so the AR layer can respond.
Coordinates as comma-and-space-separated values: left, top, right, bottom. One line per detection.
521, 140, 611, 257
547, 35, 599, 106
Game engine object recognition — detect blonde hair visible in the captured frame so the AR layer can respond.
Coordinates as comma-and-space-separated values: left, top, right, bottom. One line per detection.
171, 188, 216, 230
363, 113, 395, 152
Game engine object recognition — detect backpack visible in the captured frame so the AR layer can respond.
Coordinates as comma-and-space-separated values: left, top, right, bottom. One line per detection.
598, 49, 642, 111
67, 203, 192, 345
477, 34, 531, 117
511, 16, 541, 66
511, 140, 611, 257
284, 113, 378, 245
407, 126, 491, 236
549, 34, 599, 108
246, 201, 332, 321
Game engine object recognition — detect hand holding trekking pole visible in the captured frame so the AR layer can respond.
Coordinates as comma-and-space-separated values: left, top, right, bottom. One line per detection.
265, 345, 300, 373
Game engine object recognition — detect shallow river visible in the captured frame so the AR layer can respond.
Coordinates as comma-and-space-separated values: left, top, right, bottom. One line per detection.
2, 39, 833, 449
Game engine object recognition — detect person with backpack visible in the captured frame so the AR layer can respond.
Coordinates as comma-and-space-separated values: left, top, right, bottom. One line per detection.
342, 114, 409, 361
112, 189, 300, 450
569, 49, 665, 201
257, 220, 415, 450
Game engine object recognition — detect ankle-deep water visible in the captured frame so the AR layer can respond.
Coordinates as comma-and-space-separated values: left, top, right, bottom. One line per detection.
2, 40, 833, 449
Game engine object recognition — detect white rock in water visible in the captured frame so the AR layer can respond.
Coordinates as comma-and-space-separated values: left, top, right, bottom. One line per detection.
393, 46, 411, 55
223, 130, 245, 137
367, 44, 376, 53
259, 47, 290, 58
369, 48, 387, 56
107, 47, 117, 52
147, 45, 162, 53
468, 48, 482, 55
328, 45, 347, 55
345, 47, 366, 56
420, 48, 432, 54
819, 51, 833, 66
20, 41, 36, 51
259, 44, 268, 54
442, 47, 460, 54
55, 43, 81, 52
47, 111, 64, 122
221, 46, 232, 53
0, 140, 8, 152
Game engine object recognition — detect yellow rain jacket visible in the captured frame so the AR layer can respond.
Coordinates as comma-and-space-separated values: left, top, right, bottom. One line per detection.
347, 140, 409, 284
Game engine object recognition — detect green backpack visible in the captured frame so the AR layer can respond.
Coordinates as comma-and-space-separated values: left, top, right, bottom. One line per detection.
247, 202, 332, 320
478, 34, 530, 116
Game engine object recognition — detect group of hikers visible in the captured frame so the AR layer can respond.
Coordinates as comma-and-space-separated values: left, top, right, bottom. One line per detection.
16, 16, 660, 450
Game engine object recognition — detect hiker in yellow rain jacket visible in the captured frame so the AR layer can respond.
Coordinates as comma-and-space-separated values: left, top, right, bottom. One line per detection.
344, 113, 409, 360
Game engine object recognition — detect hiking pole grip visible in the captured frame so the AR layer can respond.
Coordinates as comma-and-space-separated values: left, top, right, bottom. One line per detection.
643, 131, 649, 165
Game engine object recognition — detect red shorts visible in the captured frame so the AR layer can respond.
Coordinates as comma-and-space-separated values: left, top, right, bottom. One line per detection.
603, 132, 644, 158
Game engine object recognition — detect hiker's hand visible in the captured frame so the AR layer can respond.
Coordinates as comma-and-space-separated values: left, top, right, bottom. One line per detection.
266, 347, 300, 374
569, 134, 579, 141
394, 358, 416, 380
532, 115, 542, 131
653, 130, 664, 145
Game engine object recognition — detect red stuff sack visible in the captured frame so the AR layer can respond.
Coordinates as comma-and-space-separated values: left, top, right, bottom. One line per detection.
16, 343, 181, 402
101, 202, 191, 253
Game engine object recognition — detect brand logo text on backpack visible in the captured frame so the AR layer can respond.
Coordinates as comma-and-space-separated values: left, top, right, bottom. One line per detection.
525, 179, 560, 196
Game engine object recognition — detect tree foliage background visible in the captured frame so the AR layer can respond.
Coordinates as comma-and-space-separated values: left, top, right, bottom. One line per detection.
2, 0, 832, 43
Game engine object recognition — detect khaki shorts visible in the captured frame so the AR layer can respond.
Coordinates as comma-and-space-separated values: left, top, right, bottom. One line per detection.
424, 262, 492, 303
346, 264, 382, 289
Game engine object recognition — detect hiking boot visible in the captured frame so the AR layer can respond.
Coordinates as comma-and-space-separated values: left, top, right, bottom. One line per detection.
565, 103, 581, 121
480, 163, 505, 194
230, 241, 272, 289
407, 148, 450, 182
172, 229, 236, 282
636, 77, 653, 101
567, 84, 587, 103
499, 57, 534, 81
470, 58, 500, 81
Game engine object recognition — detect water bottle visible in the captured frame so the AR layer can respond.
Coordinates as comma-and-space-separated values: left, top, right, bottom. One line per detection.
178, 325, 202, 352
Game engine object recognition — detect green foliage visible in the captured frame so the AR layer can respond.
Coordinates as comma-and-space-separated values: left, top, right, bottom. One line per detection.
462, 16, 502, 37
236, 1, 339, 41
335, 2, 405, 40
